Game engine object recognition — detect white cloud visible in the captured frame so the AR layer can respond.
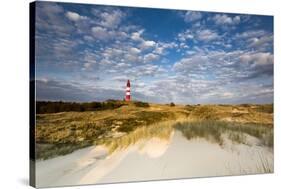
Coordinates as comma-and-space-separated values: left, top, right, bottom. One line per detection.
42, 2, 63, 14
154, 46, 164, 55
112, 75, 128, 82
91, 29, 128, 42
140, 40, 156, 50
83, 35, 95, 42
178, 30, 194, 42
248, 35, 273, 48
65, 11, 87, 21
174, 50, 273, 90
84, 62, 92, 69
183, 11, 202, 22
115, 62, 129, 69
240, 52, 273, 66
197, 29, 219, 41
102, 47, 123, 59
179, 43, 189, 49
130, 30, 158, 51
131, 30, 145, 41
235, 30, 266, 39
36, 3, 75, 36
153, 42, 177, 55
100, 10, 124, 28
177, 29, 220, 44
234, 30, 273, 50
173, 55, 207, 71
233, 16, 241, 24
91, 26, 110, 40
138, 64, 161, 76
83, 51, 99, 64
213, 14, 232, 24
171, 49, 273, 103
144, 53, 159, 63
130, 47, 141, 54
124, 54, 142, 63
131, 32, 141, 41
213, 14, 240, 25
52, 38, 77, 55
144, 40, 156, 47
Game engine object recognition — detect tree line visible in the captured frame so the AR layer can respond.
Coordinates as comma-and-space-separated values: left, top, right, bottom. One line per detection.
36, 100, 126, 114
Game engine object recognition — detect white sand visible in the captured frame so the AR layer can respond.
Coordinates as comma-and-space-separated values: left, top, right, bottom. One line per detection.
36, 131, 273, 188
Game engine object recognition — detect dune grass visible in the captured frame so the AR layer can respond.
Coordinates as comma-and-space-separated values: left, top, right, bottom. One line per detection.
174, 120, 273, 147
35, 108, 172, 159
36, 142, 91, 160
227, 131, 246, 144
226, 151, 273, 175
174, 120, 224, 145
102, 121, 174, 154
256, 152, 273, 173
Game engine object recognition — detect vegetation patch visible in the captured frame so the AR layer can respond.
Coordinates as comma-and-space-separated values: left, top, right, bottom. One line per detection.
133, 101, 150, 108
188, 106, 219, 120
185, 105, 195, 111
174, 120, 273, 147
36, 142, 91, 160
36, 100, 127, 114
35, 106, 173, 159
35, 103, 273, 160
174, 120, 224, 145
104, 121, 173, 154
251, 104, 273, 114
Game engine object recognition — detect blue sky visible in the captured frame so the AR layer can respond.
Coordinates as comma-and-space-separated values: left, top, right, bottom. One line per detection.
35, 1, 273, 104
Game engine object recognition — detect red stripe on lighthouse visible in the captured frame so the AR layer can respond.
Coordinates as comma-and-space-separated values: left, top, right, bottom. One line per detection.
125, 80, 131, 101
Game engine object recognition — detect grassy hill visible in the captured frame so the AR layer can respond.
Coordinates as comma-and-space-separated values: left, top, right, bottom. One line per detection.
35, 101, 273, 160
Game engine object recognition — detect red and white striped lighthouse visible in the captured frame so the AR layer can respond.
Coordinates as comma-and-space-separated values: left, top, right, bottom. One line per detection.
125, 80, 131, 101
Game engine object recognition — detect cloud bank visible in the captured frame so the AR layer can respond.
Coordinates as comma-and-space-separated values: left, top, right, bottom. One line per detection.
35, 2, 273, 104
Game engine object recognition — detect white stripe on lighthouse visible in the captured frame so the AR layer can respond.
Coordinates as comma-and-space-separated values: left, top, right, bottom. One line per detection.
125, 80, 131, 101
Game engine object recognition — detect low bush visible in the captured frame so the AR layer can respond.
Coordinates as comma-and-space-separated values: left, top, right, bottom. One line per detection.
36, 100, 126, 114
134, 101, 150, 107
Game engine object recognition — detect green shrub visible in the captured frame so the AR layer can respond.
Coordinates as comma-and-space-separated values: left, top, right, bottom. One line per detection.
134, 101, 150, 107
36, 100, 126, 114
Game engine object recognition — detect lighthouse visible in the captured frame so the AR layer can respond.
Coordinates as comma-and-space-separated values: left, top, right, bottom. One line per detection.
125, 80, 131, 101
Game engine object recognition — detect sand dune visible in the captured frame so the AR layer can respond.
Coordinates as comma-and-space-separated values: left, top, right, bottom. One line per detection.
36, 130, 273, 188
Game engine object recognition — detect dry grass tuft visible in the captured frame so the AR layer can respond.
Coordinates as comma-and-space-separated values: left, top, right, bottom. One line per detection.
103, 121, 174, 154
174, 120, 273, 147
